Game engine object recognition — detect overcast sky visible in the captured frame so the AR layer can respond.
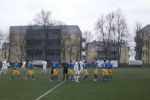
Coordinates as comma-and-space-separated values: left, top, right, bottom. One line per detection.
0, 0, 149, 60
0, 0, 150, 34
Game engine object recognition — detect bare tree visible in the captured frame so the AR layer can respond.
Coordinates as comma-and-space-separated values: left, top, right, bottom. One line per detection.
68, 35, 80, 61
8, 31, 26, 63
53, 20, 66, 26
60, 29, 70, 62
83, 30, 93, 60
25, 25, 36, 60
60, 26, 81, 62
0, 31, 5, 48
2, 34, 9, 59
33, 10, 54, 60
0, 31, 8, 59
95, 9, 129, 64
34, 10, 54, 26
95, 14, 106, 59
34, 10, 65, 26
113, 9, 129, 64
17, 32, 26, 62
95, 12, 116, 59
135, 22, 142, 33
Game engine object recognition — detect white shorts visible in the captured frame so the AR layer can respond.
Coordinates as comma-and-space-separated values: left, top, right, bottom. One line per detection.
74, 71, 80, 75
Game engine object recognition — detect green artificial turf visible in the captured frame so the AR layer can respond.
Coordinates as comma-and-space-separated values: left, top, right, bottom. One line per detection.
0, 68, 150, 100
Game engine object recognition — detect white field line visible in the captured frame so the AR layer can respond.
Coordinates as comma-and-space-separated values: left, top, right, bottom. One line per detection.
35, 80, 66, 100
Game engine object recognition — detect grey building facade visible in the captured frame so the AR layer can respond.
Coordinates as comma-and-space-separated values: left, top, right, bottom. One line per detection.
9, 25, 82, 63
135, 25, 150, 64
135, 25, 150, 60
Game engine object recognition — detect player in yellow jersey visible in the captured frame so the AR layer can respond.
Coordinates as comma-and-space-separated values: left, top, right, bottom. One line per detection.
93, 59, 98, 81
26, 60, 35, 80
83, 61, 89, 80
50, 60, 59, 81
107, 59, 113, 80
10, 62, 22, 80
102, 60, 109, 82
67, 60, 74, 81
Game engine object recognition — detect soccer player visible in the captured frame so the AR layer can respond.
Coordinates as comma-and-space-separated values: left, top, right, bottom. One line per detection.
79, 60, 84, 74
26, 60, 35, 80
50, 60, 59, 81
107, 59, 113, 80
74, 59, 80, 83
0, 60, 10, 77
42, 61, 47, 73
102, 60, 109, 82
10, 61, 22, 80
83, 60, 89, 80
62, 61, 68, 80
21, 60, 26, 72
6, 62, 10, 72
67, 60, 74, 81
93, 59, 98, 81
0, 60, 6, 75
50, 64, 54, 81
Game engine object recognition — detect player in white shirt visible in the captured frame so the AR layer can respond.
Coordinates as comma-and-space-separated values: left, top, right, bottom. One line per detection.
6, 62, 10, 71
21, 60, 26, 72
0, 60, 9, 77
73, 59, 81, 83
42, 61, 47, 73
79, 60, 84, 74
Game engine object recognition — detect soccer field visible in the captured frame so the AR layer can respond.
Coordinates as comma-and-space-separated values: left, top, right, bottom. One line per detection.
0, 68, 150, 100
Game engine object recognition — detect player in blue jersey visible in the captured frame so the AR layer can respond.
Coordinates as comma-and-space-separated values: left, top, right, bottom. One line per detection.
10, 61, 22, 80
102, 60, 109, 82
83, 60, 89, 80
107, 59, 113, 80
93, 59, 98, 81
67, 60, 74, 81
26, 60, 35, 80
50, 60, 59, 81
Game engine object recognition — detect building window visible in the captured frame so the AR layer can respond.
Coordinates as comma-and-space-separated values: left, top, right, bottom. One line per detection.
35, 50, 42, 56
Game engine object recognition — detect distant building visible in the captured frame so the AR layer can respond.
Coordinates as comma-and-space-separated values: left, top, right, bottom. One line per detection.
9, 25, 82, 63
87, 41, 129, 64
120, 44, 129, 64
135, 25, 150, 65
